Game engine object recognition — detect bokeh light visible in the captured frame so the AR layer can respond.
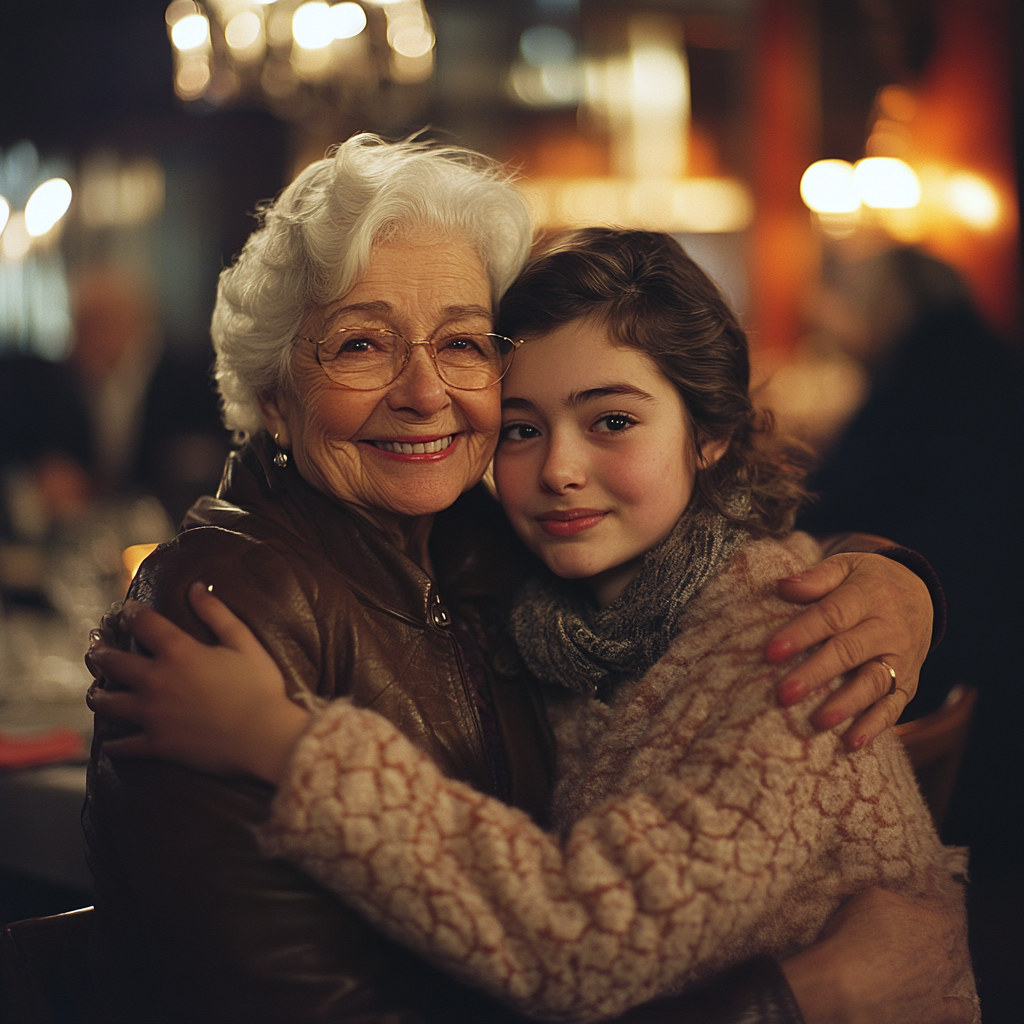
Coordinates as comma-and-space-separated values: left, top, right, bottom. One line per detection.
292, 2, 333, 49
329, 3, 367, 40
520, 25, 575, 67
800, 160, 860, 214
0, 211, 32, 261
175, 57, 211, 98
877, 84, 917, 123
24, 178, 73, 237
391, 24, 432, 58
853, 157, 921, 209
945, 172, 1000, 229
0, 196, 9, 238
225, 11, 262, 50
165, 1, 199, 27
170, 12, 210, 51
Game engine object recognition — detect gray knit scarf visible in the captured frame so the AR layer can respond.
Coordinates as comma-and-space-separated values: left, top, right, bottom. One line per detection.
509, 498, 748, 699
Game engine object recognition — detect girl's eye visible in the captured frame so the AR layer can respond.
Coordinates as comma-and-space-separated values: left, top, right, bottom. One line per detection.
594, 413, 636, 433
500, 422, 541, 442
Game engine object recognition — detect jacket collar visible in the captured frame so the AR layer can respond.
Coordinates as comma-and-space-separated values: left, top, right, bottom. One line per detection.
188, 432, 438, 624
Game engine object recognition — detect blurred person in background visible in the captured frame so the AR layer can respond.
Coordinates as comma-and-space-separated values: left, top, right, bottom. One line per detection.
796, 244, 1023, 863
0, 266, 229, 541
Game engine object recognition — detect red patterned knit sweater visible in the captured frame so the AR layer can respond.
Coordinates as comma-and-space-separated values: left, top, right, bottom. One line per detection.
261, 532, 973, 1022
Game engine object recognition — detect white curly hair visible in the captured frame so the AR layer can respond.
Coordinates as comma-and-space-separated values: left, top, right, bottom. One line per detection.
211, 133, 533, 436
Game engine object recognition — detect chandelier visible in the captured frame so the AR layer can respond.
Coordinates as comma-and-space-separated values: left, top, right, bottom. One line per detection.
165, 0, 435, 128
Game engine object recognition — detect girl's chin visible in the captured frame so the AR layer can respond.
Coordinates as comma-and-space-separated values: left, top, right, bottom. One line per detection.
538, 553, 606, 582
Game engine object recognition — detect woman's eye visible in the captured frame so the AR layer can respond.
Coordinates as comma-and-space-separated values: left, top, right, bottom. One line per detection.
440, 335, 476, 352
501, 423, 541, 442
594, 413, 636, 433
339, 337, 374, 353
321, 332, 381, 361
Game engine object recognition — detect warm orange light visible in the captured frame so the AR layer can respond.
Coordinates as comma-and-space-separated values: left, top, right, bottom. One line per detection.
122, 544, 159, 584
799, 160, 859, 214
521, 176, 752, 233
853, 157, 921, 209
877, 84, 917, 123
945, 172, 1000, 230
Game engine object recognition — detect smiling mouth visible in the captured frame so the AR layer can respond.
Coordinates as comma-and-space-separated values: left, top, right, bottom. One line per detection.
365, 435, 455, 455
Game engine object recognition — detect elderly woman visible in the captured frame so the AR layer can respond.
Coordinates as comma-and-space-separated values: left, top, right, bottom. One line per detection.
86, 135, 951, 1024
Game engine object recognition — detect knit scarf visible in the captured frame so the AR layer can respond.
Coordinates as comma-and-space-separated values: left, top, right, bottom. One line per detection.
509, 498, 748, 699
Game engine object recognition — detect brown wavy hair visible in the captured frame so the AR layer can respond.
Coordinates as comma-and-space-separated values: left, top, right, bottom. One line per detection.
497, 228, 806, 538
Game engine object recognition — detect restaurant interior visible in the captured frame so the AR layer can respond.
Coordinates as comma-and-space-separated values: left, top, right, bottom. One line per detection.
0, 0, 1020, 1019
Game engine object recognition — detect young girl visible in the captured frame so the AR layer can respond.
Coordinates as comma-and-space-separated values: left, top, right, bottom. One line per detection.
90, 230, 974, 1022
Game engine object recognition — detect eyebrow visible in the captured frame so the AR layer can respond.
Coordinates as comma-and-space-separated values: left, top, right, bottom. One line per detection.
501, 383, 658, 412
323, 301, 493, 330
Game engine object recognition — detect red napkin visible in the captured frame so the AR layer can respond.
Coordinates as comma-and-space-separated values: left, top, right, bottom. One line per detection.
0, 727, 86, 770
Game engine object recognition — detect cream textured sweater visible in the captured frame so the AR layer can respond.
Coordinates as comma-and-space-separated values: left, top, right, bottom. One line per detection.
261, 532, 972, 1023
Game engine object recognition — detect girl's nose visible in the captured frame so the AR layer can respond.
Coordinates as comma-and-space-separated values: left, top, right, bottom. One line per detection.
539, 434, 586, 493
385, 345, 449, 417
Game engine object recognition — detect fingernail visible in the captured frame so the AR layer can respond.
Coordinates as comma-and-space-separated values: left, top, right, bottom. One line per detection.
778, 679, 803, 705
816, 708, 844, 729
779, 574, 804, 584
847, 733, 867, 751
189, 580, 212, 596
766, 638, 795, 662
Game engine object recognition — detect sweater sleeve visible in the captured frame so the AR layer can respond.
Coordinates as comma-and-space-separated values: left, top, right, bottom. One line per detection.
259, 540, 954, 1024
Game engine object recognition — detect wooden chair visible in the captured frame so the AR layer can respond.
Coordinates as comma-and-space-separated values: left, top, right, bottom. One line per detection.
895, 684, 978, 832
0, 906, 97, 1024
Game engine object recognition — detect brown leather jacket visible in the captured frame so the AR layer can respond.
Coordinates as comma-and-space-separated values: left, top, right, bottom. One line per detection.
84, 435, 803, 1024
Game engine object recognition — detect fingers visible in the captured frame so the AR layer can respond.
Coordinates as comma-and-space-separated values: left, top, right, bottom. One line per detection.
86, 684, 146, 723
186, 582, 256, 652
86, 645, 163, 694
774, 611, 876, 706
85, 632, 112, 680
810, 660, 915, 751
770, 552, 928, 748
767, 586, 863, 666
121, 599, 197, 658
774, 557, 853, 607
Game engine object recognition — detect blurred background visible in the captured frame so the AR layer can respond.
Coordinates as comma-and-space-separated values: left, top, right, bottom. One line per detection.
0, 0, 1020, 1017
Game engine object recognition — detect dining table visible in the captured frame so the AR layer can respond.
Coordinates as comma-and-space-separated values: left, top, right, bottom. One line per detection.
0, 600, 95, 896
0, 495, 172, 900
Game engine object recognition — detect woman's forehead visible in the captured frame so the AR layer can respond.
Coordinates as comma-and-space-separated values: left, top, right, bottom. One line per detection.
315, 232, 493, 329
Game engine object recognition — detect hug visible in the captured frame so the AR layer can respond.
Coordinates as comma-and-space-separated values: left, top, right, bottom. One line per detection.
85, 134, 975, 1023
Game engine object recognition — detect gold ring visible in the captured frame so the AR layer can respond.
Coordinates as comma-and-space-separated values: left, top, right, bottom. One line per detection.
878, 659, 897, 696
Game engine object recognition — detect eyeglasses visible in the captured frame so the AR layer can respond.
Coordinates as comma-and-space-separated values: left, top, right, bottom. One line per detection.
303, 326, 523, 392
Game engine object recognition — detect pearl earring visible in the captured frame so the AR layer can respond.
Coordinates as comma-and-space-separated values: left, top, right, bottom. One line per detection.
273, 433, 289, 469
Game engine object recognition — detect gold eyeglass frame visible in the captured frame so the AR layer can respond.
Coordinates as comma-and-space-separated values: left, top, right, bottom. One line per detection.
301, 327, 525, 392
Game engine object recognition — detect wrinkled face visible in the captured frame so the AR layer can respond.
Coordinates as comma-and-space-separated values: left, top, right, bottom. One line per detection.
261, 229, 501, 522
494, 318, 723, 607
